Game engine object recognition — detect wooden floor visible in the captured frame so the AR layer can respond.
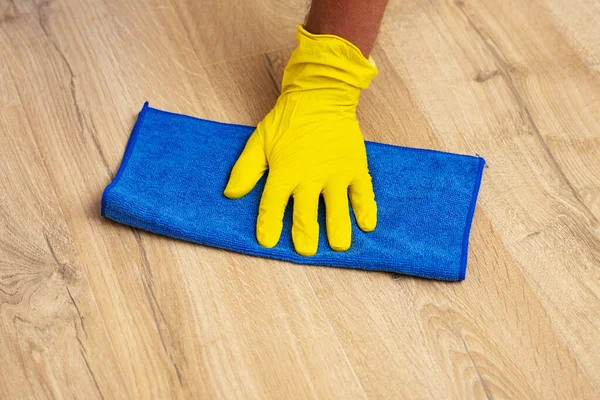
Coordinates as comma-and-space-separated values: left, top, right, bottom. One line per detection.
1, 0, 599, 398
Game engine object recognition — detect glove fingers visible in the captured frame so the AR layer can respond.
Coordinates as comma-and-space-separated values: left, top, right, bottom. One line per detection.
292, 186, 320, 256
323, 183, 352, 252
257, 178, 292, 248
349, 173, 377, 232
224, 132, 267, 199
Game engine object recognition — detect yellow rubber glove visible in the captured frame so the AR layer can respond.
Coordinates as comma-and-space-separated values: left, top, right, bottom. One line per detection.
224, 25, 378, 256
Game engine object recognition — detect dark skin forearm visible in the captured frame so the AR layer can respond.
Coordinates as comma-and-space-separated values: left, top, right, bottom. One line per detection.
305, 0, 390, 57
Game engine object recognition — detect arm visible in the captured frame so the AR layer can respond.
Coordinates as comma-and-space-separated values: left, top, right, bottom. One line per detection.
305, 0, 390, 56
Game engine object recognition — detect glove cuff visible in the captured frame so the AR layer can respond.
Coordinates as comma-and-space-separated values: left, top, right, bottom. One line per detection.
281, 25, 379, 96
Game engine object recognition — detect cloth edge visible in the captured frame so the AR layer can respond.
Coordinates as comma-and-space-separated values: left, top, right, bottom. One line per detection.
141, 104, 482, 161
101, 101, 150, 216
458, 157, 486, 280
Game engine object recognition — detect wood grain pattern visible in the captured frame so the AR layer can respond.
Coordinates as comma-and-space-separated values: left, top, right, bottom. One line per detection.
1, 0, 598, 398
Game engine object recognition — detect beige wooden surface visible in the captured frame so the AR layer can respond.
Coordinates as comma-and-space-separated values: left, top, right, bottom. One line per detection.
1, 0, 599, 398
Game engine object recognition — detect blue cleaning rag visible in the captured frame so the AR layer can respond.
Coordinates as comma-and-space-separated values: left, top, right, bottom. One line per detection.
102, 103, 484, 281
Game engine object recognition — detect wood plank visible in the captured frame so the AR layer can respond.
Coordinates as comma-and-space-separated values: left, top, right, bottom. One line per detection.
378, 0, 600, 390
1, 2, 190, 397
540, 0, 600, 72
0, 59, 128, 399
169, 0, 305, 64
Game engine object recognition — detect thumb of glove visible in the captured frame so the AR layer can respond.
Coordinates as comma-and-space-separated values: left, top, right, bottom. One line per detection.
224, 131, 268, 199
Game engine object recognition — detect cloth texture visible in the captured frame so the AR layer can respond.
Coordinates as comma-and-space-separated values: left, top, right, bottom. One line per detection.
101, 103, 485, 281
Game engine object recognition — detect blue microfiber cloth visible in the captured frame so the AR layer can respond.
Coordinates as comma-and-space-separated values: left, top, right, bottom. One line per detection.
102, 103, 484, 281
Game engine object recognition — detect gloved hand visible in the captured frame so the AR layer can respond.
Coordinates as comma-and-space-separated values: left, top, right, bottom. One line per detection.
224, 25, 378, 256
